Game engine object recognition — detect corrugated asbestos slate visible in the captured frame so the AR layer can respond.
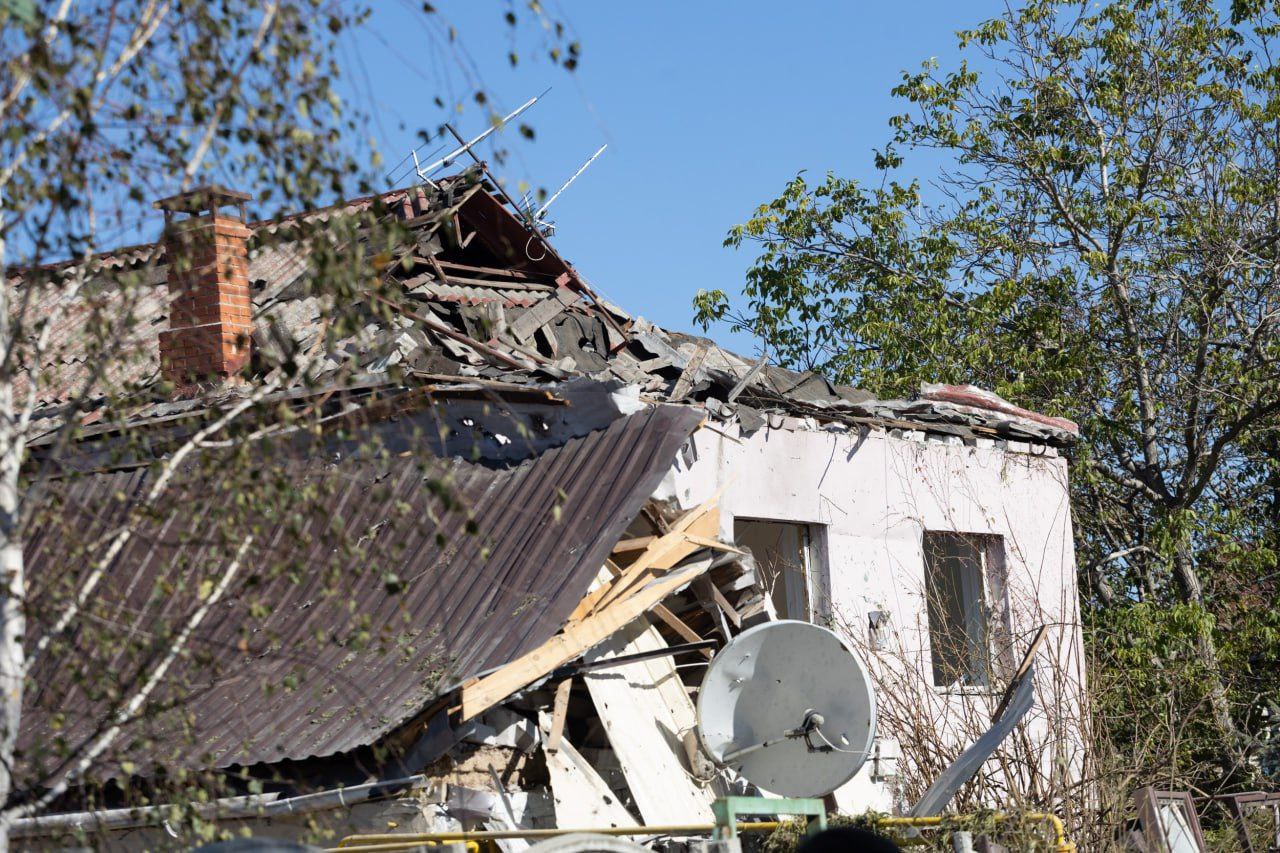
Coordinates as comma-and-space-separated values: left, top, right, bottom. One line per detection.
19, 404, 701, 783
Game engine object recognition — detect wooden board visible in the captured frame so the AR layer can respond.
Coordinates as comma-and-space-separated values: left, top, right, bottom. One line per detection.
538, 711, 638, 829
461, 561, 714, 720
583, 617, 716, 824
573, 502, 720, 620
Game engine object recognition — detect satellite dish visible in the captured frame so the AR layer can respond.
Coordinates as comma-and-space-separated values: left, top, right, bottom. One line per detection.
696, 620, 876, 798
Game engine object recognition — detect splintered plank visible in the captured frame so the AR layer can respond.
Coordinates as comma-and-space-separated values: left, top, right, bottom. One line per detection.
669, 343, 710, 401
651, 603, 714, 659
586, 503, 720, 616
461, 560, 714, 721
546, 677, 573, 753
582, 617, 716, 824
539, 710, 638, 829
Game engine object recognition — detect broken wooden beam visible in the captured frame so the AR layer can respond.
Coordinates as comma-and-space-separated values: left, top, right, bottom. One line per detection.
460, 559, 715, 721
651, 603, 714, 659
547, 678, 572, 753
612, 535, 656, 555
437, 260, 550, 280
374, 295, 532, 370
669, 343, 710, 401
695, 575, 742, 629
588, 503, 720, 614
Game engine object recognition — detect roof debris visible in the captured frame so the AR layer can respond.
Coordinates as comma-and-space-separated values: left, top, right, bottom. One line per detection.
13, 171, 1077, 448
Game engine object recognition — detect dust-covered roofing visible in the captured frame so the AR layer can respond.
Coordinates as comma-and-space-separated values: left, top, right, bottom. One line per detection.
19, 403, 702, 783
11, 169, 1078, 446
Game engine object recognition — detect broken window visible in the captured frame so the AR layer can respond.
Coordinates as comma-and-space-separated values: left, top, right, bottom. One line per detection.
923, 531, 1010, 689
733, 519, 824, 621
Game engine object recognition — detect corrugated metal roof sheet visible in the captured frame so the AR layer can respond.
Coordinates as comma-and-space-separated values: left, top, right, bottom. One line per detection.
19, 404, 702, 784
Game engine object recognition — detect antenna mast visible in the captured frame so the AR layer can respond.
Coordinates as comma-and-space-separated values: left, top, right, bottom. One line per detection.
536, 144, 607, 220
416, 89, 549, 182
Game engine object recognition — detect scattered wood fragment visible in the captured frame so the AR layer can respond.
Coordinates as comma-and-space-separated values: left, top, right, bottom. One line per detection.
727, 354, 769, 402
426, 253, 448, 283
582, 618, 717, 823
461, 560, 714, 721
547, 678, 572, 753
588, 503, 720, 614
651, 603, 713, 659
437, 260, 550, 280
682, 534, 744, 554
669, 344, 709, 401
611, 535, 655, 555
374, 296, 531, 370
703, 577, 743, 628
539, 711, 638, 829
568, 561, 622, 623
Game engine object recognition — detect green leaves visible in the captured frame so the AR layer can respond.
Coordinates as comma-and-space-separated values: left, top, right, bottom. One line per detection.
711, 0, 1280, 789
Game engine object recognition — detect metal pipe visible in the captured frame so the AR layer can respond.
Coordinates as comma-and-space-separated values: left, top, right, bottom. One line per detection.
418, 92, 548, 179
549, 640, 718, 680
535, 145, 607, 219
11, 774, 431, 839
332, 822, 783, 849
876, 813, 1074, 852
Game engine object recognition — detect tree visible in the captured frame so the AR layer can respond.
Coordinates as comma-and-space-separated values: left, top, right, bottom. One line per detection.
0, 2, 575, 848
697, 0, 1280, 790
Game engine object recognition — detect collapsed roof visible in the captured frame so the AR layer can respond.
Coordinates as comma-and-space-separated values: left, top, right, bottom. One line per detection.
14, 167, 1078, 448
20, 402, 703, 784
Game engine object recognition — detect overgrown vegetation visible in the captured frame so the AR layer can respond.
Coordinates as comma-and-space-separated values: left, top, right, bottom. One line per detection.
0, 2, 576, 849
699, 0, 1280, 831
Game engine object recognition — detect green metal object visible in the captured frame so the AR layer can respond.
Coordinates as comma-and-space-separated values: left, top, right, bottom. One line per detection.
712, 796, 827, 840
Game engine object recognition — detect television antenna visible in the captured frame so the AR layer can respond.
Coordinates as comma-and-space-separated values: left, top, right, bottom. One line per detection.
385, 89, 550, 189
696, 620, 877, 798
533, 143, 608, 229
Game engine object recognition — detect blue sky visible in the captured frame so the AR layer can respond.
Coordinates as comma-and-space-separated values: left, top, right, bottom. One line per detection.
348, 2, 1004, 354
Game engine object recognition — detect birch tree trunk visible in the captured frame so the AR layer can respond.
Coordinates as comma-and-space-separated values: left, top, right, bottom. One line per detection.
0, 203, 24, 853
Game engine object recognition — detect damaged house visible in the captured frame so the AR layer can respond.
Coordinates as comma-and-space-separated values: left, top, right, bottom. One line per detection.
9, 172, 1085, 849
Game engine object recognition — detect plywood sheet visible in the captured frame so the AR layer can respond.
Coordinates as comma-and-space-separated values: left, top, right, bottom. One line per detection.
583, 617, 716, 824
538, 711, 638, 830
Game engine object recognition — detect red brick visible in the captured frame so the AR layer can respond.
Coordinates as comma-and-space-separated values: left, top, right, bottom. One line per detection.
161, 209, 254, 383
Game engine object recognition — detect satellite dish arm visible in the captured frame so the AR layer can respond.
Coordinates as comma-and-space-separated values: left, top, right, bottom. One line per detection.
721, 711, 865, 763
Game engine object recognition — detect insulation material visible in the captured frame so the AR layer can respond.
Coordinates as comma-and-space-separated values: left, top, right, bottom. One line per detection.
538, 712, 638, 830
583, 616, 717, 824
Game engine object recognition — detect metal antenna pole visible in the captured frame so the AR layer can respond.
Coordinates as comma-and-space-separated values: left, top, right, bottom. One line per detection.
442, 122, 532, 223
536, 144, 607, 220
411, 149, 438, 190
417, 88, 549, 178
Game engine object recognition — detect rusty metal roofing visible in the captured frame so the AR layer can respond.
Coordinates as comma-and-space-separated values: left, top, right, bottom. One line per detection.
19, 404, 703, 784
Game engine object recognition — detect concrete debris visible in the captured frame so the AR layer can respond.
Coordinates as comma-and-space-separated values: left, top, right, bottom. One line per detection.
462, 708, 541, 753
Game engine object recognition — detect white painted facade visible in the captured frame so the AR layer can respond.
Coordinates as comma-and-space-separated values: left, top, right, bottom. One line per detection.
656, 416, 1086, 813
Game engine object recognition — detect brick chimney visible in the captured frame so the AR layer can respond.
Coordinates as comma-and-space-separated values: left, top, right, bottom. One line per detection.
154, 186, 254, 390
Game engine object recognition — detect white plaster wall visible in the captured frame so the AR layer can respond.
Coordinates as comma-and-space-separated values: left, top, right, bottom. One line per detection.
656, 419, 1086, 814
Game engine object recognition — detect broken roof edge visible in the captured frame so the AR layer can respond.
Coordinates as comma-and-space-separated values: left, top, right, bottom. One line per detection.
6, 170, 488, 283
14, 176, 1077, 450
655, 329, 1078, 447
